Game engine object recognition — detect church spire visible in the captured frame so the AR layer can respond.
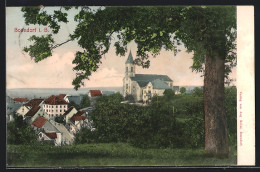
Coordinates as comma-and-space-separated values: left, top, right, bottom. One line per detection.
125, 50, 134, 64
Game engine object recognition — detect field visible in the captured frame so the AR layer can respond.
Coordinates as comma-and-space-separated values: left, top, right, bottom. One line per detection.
7, 143, 237, 167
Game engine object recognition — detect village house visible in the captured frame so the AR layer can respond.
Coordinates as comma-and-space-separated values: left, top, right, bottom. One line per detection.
57, 94, 70, 103
24, 105, 50, 124
37, 131, 62, 146
16, 99, 44, 118
70, 111, 86, 131
123, 51, 174, 102
6, 96, 22, 122
88, 90, 102, 106
67, 94, 85, 105
88, 90, 102, 97
63, 106, 78, 123
42, 95, 69, 119
13, 98, 28, 104
63, 107, 89, 130
32, 116, 74, 146
49, 120, 75, 145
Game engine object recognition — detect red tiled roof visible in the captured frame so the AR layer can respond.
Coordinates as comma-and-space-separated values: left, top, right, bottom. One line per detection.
25, 99, 43, 108
32, 116, 48, 128
44, 95, 68, 105
13, 98, 28, 102
63, 106, 74, 116
58, 94, 66, 99
89, 90, 102, 97
45, 132, 57, 139
71, 115, 86, 121
76, 111, 84, 116
25, 106, 41, 117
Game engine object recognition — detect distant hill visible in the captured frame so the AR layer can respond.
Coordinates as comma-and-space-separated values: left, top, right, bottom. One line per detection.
6, 87, 123, 99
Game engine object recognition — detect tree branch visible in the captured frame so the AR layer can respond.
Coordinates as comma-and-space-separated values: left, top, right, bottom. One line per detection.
51, 38, 74, 49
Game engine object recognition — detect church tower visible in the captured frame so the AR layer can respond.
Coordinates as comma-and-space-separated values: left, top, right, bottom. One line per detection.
123, 51, 135, 97
125, 50, 135, 77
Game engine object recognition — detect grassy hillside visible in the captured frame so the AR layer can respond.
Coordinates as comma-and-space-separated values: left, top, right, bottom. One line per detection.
7, 143, 237, 167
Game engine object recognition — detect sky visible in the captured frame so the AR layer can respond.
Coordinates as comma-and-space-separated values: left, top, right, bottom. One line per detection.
6, 7, 236, 89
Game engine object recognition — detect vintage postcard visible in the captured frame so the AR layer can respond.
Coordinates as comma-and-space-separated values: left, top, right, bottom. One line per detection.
6, 5, 254, 167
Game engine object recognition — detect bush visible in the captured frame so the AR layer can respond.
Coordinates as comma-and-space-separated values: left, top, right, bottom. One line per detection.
124, 94, 135, 103
180, 87, 186, 94
7, 115, 37, 145
163, 89, 175, 99
55, 116, 64, 124
225, 86, 237, 144
75, 128, 98, 144
81, 95, 90, 107
192, 87, 203, 97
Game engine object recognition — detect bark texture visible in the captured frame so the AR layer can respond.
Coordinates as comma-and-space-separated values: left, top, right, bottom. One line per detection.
204, 53, 229, 155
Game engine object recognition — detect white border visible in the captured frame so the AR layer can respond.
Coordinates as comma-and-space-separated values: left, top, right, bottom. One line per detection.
237, 6, 255, 165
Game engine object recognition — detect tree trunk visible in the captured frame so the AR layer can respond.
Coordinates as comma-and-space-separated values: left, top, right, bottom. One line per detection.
204, 52, 229, 155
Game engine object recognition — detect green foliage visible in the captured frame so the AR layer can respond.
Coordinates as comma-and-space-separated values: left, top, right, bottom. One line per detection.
21, 6, 236, 90
23, 35, 54, 62
124, 94, 135, 103
180, 87, 186, 94
54, 116, 65, 124
74, 86, 238, 150
75, 128, 97, 144
7, 115, 37, 145
81, 95, 91, 107
192, 87, 203, 97
163, 89, 175, 99
7, 143, 237, 167
225, 86, 237, 144
77, 93, 205, 148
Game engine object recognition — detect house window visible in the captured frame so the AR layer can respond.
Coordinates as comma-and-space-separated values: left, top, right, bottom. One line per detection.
64, 106, 66, 108
56, 105, 58, 108
131, 67, 133, 72
60, 105, 62, 108
52, 110, 54, 112
56, 110, 58, 112
126, 67, 128, 72
60, 110, 62, 112
47, 110, 48, 112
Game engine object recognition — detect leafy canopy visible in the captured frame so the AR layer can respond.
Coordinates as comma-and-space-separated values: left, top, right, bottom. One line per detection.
22, 6, 236, 90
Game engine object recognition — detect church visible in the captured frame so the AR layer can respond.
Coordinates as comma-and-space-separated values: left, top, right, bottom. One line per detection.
123, 51, 174, 102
